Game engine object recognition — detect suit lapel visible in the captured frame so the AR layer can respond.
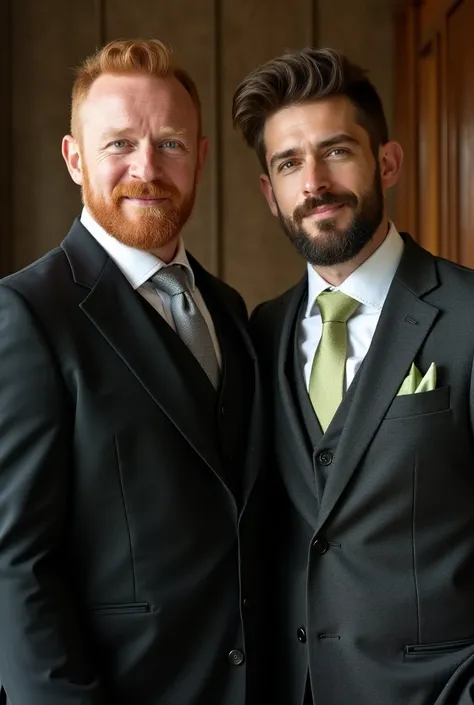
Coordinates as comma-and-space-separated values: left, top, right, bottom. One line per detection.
315, 235, 440, 532
62, 220, 223, 477
276, 277, 322, 492
191, 257, 262, 507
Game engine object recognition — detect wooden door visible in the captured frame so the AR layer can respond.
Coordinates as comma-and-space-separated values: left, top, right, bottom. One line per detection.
394, 0, 474, 267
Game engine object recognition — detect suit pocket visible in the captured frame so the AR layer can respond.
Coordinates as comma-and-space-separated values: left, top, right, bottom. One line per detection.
385, 385, 450, 419
405, 636, 474, 659
91, 602, 151, 615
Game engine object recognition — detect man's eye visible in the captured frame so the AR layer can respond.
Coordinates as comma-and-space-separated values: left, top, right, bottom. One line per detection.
328, 148, 348, 157
162, 140, 181, 149
279, 160, 297, 171
109, 140, 128, 149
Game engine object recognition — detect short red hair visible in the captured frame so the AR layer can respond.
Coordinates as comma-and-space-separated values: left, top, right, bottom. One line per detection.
70, 38, 201, 137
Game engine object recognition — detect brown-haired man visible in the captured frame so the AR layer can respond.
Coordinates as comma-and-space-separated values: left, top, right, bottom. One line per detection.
234, 47, 474, 705
0, 39, 264, 705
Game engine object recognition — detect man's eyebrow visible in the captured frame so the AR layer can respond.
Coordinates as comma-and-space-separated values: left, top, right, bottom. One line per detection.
316, 133, 360, 150
158, 127, 188, 138
98, 128, 131, 142
98, 127, 188, 142
269, 133, 361, 169
269, 148, 299, 170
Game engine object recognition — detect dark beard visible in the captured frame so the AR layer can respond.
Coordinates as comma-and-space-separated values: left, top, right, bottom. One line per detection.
276, 169, 384, 267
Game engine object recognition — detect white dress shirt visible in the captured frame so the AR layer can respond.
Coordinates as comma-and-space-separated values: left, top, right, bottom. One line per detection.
80, 208, 222, 366
300, 222, 404, 390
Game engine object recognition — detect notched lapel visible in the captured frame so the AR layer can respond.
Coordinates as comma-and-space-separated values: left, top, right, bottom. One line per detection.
62, 222, 223, 477
194, 265, 262, 507
277, 279, 322, 493
315, 238, 440, 533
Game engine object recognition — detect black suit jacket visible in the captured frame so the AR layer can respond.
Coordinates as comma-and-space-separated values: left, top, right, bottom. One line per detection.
252, 234, 474, 705
0, 220, 265, 705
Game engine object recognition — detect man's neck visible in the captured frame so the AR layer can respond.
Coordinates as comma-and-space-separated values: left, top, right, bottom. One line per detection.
149, 236, 180, 264
312, 219, 390, 287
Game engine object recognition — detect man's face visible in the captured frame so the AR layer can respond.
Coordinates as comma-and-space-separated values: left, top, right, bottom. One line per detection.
260, 96, 387, 267
63, 73, 207, 253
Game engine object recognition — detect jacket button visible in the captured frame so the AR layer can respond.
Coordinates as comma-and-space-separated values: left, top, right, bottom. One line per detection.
317, 450, 333, 466
312, 537, 329, 554
228, 649, 245, 666
297, 627, 307, 643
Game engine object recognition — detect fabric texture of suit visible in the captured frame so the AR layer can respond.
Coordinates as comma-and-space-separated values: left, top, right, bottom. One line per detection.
0, 219, 265, 705
251, 233, 474, 705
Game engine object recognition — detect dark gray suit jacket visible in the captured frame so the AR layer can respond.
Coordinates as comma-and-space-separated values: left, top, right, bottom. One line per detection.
251, 234, 474, 705
0, 220, 265, 705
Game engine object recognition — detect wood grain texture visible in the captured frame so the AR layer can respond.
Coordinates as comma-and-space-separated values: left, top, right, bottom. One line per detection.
8, 0, 401, 308
0, 0, 12, 275
11, 0, 98, 269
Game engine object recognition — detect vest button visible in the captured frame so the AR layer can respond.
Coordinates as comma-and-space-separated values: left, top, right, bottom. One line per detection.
228, 649, 245, 666
317, 450, 333, 466
297, 627, 307, 643
312, 537, 329, 554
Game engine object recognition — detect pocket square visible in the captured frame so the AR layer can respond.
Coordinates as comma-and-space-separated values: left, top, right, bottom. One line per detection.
397, 362, 437, 396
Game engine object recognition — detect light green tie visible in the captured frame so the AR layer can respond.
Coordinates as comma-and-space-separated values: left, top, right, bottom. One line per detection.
309, 290, 360, 432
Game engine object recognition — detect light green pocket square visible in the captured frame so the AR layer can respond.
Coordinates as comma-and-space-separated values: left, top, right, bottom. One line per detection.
397, 362, 437, 396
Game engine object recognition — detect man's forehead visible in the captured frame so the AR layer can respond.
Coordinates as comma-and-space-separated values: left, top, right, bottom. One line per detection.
263, 98, 370, 160
265, 97, 358, 136
79, 73, 198, 132
83, 73, 195, 114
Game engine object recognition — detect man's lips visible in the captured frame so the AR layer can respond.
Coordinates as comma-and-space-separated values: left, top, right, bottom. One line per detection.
124, 196, 170, 204
305, 203, 345, 219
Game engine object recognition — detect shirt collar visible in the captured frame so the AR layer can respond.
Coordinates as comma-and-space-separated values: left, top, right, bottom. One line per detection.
305, 222, 404, 317
80, 207, 195, 291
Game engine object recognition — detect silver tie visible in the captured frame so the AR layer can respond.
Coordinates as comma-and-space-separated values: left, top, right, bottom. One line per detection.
151, 265, 219, 388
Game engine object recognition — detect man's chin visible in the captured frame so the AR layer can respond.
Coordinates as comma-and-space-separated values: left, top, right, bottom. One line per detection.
298, 223, 341, 242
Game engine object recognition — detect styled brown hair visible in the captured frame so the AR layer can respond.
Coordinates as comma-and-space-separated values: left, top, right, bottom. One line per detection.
70, 38, 201, 137
232, 47, 389, 172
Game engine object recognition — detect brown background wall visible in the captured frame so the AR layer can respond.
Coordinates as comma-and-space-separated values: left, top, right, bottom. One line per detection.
2, 0, 398, 310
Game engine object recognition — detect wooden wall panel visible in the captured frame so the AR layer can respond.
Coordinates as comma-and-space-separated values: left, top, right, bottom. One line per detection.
417, 42, 440, 255
447, 0, 474, 267
11, 0, 98, 269
395, 0, 474, 265
8, 0, 399, 306
105, 0, 217, 272
393, 6, 418, 236
319, 0, 395, 134
220, 0, 316, 311
0, 0, 11, 275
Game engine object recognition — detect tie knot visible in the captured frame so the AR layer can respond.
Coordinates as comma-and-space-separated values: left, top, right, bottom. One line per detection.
316, 290, 359, 323
151, 265, 190, 297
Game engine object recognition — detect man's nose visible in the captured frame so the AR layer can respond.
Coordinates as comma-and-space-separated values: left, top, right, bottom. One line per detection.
302, 158, 331, 197
129, 144, 162, 182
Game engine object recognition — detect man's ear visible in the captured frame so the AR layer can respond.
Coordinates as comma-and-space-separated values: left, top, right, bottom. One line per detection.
62, 135, 83, 185
379, 140, 404, 191
260, 173, 278, 217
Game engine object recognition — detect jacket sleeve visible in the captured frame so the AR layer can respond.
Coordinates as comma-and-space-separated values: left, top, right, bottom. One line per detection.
0, 284, 106, 704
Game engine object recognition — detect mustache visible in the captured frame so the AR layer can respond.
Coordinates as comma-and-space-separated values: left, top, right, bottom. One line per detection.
112, 181, 178, 202
293, 192, 358, 222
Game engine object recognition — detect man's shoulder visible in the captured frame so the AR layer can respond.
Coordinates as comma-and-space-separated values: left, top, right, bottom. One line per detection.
252, 279, 305, 324
0, 218, 101, 305
1, 246, 67, 295
403, 231, 474, 285
434, 252, 474, 285
250, 279, 306, 355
